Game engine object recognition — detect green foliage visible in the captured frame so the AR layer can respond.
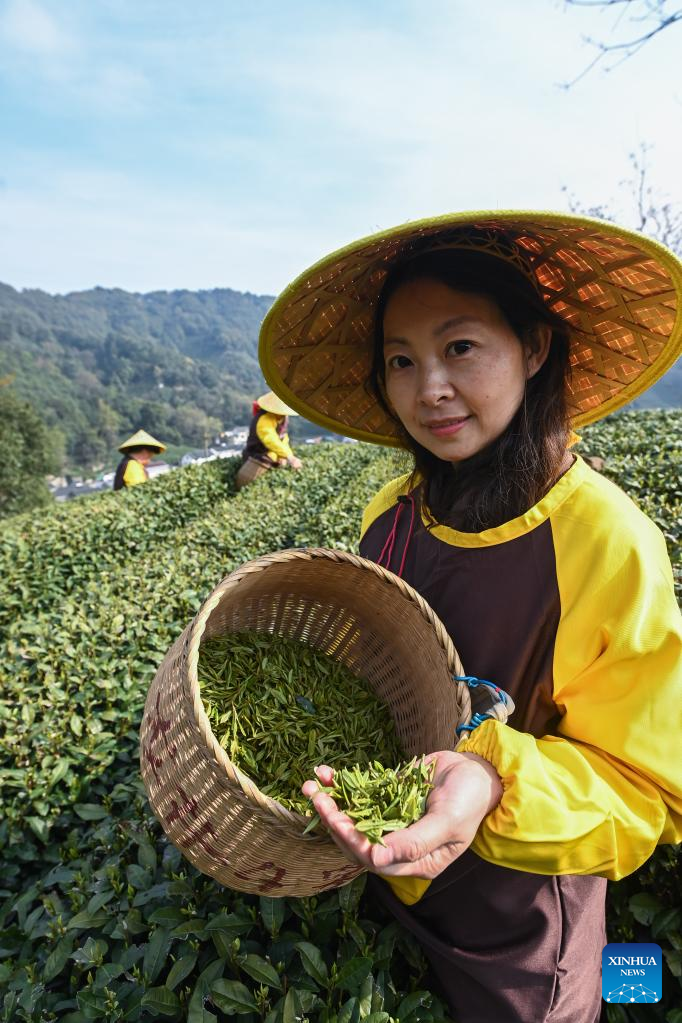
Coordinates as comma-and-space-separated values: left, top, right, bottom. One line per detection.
0, 282, 273, 471
0, 412, 680, 1021
577, 409, 682, 600
0, 386, 62, 518
0, 444, 396, 861
0, 760, 446, 1022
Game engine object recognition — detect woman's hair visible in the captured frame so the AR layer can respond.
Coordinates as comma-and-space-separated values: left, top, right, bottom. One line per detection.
368, 247, 573, 532
124, 445, 160, 456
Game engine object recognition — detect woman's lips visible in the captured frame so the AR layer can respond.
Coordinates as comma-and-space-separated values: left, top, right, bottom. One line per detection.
423, 416, 471, 436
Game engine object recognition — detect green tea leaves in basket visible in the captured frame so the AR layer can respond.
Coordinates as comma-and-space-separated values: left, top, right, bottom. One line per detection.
198, 632, 433, 841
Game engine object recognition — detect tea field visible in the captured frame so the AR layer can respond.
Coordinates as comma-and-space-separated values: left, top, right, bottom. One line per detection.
1, 410, 680, 1023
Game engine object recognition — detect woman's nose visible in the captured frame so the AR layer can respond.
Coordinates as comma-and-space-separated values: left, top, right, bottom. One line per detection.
417, 365, 456, 406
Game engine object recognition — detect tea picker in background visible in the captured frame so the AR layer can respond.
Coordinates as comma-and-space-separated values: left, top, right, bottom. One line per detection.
235, 390, 302, 491
260, 211, 682, 1023
113, 429, 166, 491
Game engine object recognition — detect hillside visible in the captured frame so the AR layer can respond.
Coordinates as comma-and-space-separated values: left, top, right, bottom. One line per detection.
0, 412, 681, 1021
2, 280, 680, 473
0, 283, 273, 469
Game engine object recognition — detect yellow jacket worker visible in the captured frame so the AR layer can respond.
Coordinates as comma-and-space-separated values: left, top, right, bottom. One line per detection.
260, 210, 682, 1023
235, 391, 302, 490
113, 430, 166, 491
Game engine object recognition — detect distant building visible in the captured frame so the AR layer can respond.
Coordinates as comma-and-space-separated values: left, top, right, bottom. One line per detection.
179, 450, 208, 467
218, 427, 248, 446
180, 447, 242, 467
147, 461, 172, 478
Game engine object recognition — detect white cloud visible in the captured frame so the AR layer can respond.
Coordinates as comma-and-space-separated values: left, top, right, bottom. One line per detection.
0, 166, 326, 295
0, 0, 74, 54
86, 63, 152, 116
1, 0, 680, 294
0, 0, 152, 116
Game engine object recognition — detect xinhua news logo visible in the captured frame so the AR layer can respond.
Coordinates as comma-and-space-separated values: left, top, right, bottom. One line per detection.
602, 943, 662, 1004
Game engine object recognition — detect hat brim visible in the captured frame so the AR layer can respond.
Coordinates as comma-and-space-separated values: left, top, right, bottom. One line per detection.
256, 392, 299, 416
119, 444, 166, 453
259, 210, 682, 446
118, 429, 167, 453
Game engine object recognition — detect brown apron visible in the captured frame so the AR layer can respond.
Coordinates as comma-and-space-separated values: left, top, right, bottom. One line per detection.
360, 492, 607, 1022
370, 860, 605, 1022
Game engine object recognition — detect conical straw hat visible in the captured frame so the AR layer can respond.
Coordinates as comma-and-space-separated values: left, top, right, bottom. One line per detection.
118, 429, 167, 453
259, 210, 682, 446
256, 391, 299, 416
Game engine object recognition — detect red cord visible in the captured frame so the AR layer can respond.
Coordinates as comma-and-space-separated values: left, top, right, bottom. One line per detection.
377, 494, 416, 579
396, 495, 416, 578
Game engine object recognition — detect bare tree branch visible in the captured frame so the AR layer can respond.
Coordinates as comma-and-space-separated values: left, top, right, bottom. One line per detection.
562, 0, 682, 85
567, 1, 661, 8
562, 144, 682, 254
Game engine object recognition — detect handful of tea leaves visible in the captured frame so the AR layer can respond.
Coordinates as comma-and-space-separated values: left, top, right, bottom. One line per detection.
198, 632, 434, 841
305, 758, 435, 845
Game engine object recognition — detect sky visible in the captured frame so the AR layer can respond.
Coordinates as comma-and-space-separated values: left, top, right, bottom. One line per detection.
1, 0, 680, 297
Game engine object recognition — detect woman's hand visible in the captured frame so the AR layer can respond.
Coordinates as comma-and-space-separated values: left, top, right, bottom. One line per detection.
302, 752, 502, 879
288, 455, 303, 470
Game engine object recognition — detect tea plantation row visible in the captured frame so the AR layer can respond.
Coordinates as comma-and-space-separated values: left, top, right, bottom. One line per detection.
0, 410, 680, 1023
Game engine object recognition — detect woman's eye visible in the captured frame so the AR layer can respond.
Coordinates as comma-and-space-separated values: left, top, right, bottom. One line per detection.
447, 341, 473, 356
387, 354, 413, 370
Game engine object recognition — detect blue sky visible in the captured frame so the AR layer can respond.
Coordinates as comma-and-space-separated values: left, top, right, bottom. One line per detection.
1, 0, 680, 296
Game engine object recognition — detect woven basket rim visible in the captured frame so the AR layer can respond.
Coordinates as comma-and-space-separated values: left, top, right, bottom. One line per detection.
184, 546, 465, 835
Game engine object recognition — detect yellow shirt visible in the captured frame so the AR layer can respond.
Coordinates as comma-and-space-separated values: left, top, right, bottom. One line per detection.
255, 412, 294, 463
360, 457, 682, 903
122, 458, 148, 487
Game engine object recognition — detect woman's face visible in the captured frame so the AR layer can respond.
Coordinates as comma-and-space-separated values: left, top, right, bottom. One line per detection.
382, 277, 549, 462
131, 447, 155, 465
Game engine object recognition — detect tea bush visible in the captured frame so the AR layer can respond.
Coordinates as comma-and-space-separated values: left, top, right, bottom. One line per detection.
1, 411, 680, 1022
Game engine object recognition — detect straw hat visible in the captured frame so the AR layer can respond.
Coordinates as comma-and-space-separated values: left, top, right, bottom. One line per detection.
256, 391, 299, 416
259, 210, 682, 446
118, 429, 167, 453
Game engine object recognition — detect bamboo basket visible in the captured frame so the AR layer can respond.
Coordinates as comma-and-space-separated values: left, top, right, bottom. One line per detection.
140, 547, 501, 897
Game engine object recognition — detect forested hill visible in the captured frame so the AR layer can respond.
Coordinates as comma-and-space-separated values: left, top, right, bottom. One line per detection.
0, 282, 274, 468
1, 280, 679, 471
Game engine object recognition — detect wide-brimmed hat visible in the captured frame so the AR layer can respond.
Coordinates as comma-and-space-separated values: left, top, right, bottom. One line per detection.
118, 429, 166, 453
259, 210, 682, 446
255, 391, 299, 416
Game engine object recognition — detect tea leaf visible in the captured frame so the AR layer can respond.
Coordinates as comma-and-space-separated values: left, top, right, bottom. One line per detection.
42, 935, 73, 983
210, 979, 258, 1014
143, 927, 173, 983
296, 941, 329, 987
335, 956, 373, 993
238, 953, 282, 989
166, 951, 199, 991
259, 895, 285, 937
141, 986, 182, 1016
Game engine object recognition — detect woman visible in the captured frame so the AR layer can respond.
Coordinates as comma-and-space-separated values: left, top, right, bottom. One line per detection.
259, 212, 682, 1022
236, 390, 302, 491
113, 429, 166, 491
